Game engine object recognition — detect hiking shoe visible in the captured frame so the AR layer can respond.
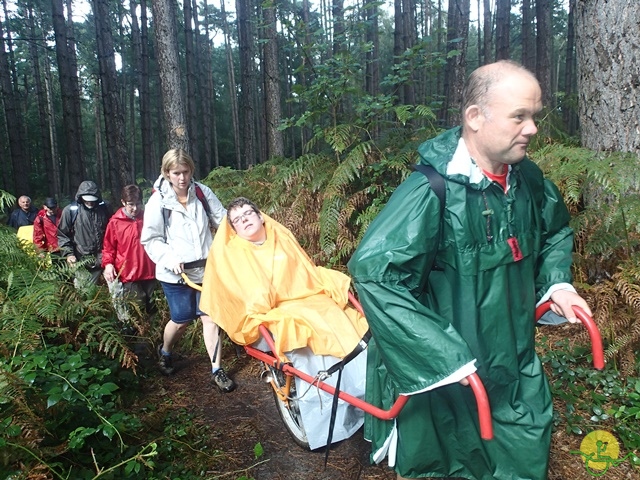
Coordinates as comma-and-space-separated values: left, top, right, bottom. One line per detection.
212, 368, 236, 393
157, 344, 175, 376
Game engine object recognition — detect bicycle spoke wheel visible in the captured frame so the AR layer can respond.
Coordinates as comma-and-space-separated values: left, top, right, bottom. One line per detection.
266, 364, 309, 449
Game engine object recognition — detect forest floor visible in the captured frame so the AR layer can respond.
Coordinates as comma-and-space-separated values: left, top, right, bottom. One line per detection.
141, 333, 638, 480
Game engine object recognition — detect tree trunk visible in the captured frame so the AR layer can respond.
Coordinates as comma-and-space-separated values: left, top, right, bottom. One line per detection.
441, 0, 470, 127
27, 3, 56, 196
0, 16, 28, 195
494, 0, 509, 60
202, 0, 219, 168
521, 0, 535, 71
137, 0, 155, 178
575, 0, 640, 152
236, 0, 257, 168
51, 0, 84, 192
482, 0, 491, 64
183, 0, 201, 173
152, 0, 190, 152
221, 0, 241, 168
92, 0, 131, 194
194, 0, 214, 172
262, 0, 284, 159
535, 0, 552, 108
563, 0, 577, 136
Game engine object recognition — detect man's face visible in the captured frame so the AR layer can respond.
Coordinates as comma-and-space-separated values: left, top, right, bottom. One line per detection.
469, 73, 542, 173
18, 196, 31, 211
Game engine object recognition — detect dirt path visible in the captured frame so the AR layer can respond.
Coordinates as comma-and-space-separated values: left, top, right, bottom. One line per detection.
143, 346, 637, 480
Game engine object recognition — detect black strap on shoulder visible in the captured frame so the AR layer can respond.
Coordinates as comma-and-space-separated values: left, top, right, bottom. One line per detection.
412, 164, 445, 215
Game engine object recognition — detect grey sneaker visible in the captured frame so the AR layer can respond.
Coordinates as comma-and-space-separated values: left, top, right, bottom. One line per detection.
212, 368, 236, 393
157, 344, 175, 376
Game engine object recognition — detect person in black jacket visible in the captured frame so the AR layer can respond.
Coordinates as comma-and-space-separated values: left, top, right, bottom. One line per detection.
58, 181, 111, 286
7, 195, 38, 229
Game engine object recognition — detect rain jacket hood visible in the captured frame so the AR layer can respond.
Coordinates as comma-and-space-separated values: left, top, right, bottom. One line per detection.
75, 180, 103, 202
348, 127, 573, 479
199, 213, 369, 361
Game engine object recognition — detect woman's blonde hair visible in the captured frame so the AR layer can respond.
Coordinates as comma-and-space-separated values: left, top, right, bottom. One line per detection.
161, 149, 195, 180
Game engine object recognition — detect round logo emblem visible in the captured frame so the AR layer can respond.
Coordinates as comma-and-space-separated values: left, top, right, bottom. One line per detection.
579, 430, 620, 471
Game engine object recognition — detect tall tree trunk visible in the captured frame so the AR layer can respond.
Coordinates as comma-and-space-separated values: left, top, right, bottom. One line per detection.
0, 16, 28, 195
152, 0, 190, 152
138, 0, 154, 177
332, 0, 344, 55
393, 0, 403, 103
441, 0, 470, 127
51, 0, 84, 192
27, 3, 56, 196
575, 0, 640, 152
194, 0, 214, 171
364, 0, 379, 138
202, 0, 219, 168
482, 0, 491, 64
221, 0, 241, 168
183, 0, 201, 173
236, 0, 257, 168
92, 0, 131, 194
535, 0, 552, 108
494, 0, 509, 60
563, 0, 577, 136
521, 0, 535, 71
262, 0, 284, 159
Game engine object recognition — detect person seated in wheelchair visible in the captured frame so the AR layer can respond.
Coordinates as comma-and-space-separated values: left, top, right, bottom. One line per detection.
199, 196, 369, 361
199, 197, 369, 449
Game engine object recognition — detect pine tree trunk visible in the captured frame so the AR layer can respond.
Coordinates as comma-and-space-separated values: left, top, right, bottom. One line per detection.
92, 0, 131, 194
152, 0, 190, 152
563, 0, 577, 136
26, 4, 56, 196
494, 0, 509, 60
575, 0, 640, 152
51, 0, 84, 192
535, 0, 552, 108
521, 0, 535, 71
0, 17, 28, 195
482, 0, 492, 64
221, 0, 241, 168
138, 0, 155, 178
183, 0, 201, 173
236, 0, 257, 168
262, 0, 284, 159
441, 0, 469, 127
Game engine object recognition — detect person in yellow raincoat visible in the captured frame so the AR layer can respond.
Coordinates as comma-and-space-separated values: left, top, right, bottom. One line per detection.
199, 197, 369, 449
199, 197, 369, 361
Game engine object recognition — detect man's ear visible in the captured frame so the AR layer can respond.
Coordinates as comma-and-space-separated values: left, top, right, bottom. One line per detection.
465, 105, 483, 132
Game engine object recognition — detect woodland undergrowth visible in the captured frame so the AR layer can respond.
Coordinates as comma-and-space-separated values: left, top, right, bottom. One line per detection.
2, 112, 640, 477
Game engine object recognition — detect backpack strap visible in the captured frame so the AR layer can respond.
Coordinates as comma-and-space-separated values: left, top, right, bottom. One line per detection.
412, 164, 445, 216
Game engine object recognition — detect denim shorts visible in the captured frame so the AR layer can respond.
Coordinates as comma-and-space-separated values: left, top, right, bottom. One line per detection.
160, 281, 205, 323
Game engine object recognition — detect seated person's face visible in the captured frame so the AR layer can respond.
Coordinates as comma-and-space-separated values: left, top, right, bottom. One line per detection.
229, 205, 265, 242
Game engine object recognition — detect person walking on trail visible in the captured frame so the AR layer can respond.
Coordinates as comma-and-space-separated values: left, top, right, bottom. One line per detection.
58, 181, 111, 287
102, 185, 157, 334
7, 195, 38, 229
33, 197, 62, 252
347, 60, 592, 480
141, 148, 236, 393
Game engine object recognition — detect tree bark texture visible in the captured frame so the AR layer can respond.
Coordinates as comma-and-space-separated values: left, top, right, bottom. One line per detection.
262, 0, 285, 159
494, 0, 509, 60
521, 0, 534, 71
575, 0, 640, 153
151, 0, 190, 153
0, 16, 28, 195
183, 0, 201, 173
236, 0, 257, 167
535, 0, 552, 108
51, 0, 84, 193
441, 0, 469, 127
93, 0, 131, 194
482, 0, 491, 64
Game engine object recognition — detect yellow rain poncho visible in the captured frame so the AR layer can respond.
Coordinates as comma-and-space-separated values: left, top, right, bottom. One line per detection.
199, 214, 368, 360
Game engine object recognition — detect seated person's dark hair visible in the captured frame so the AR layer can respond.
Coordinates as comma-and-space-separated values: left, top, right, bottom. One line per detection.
226, 197, 260, 226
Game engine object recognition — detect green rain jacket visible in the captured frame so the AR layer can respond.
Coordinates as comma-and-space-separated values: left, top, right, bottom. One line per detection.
347, 127, 573, 479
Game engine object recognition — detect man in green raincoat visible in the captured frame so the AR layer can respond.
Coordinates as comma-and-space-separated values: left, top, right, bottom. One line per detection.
347, 60, 592, 479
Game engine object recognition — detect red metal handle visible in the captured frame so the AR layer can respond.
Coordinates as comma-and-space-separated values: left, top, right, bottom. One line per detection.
535, 301, 604, 370
467, 373, 493, 440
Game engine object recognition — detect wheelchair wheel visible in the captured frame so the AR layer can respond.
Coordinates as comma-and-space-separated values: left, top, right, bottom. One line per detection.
266, 365, 310, 449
